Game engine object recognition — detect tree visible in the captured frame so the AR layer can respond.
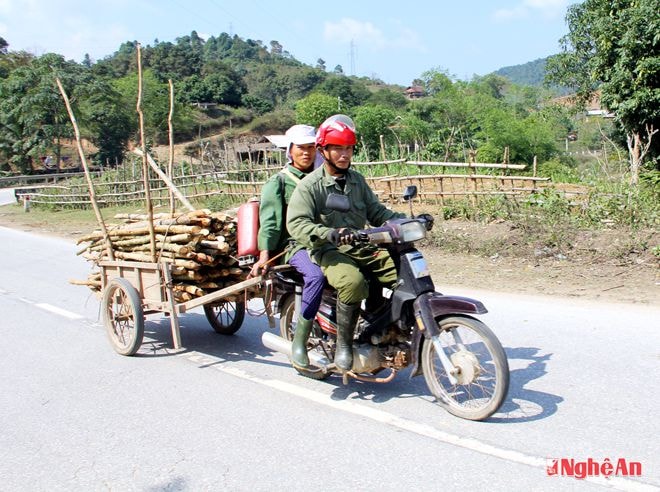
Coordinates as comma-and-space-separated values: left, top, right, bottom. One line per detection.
295, 93, 337, 127
421, 68, 454, 96
353, 105, 397, 158
316, 58, 326, 71
270, 40, 283, 55
0, 54, 78, 173
79, 78, 133, 165
546, 0, 660, 184
366, 88, 408, 110
0, 38, 34, 79
333, 65, 343, 74
114, 69, 194, 144
92, 41, 138, 78
319, 75, 370, 109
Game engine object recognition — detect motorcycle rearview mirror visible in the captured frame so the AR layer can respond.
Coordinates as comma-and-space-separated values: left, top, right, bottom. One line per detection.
325, 193, 351, 213
402, 185, 418, 218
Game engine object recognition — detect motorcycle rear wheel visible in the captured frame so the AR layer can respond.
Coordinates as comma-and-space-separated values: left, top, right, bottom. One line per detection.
204, 300, 245, 335
421, 315, 509, 421
280, 296, 332, 380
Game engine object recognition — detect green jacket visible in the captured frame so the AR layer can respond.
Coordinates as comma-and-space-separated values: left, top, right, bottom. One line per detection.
286, 165, 405, 261
257, 165, 306, 261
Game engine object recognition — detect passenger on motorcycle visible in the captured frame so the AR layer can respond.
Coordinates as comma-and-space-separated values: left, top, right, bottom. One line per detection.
249, 124, 325, 369
286, 114, 407, 372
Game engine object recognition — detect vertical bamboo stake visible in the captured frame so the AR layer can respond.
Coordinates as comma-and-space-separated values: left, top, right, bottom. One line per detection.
223, 138, 230, 173
55, 77, 114, 261
168, 79, 175, 215
247, 144, 254, 182
136, 44, 157, 262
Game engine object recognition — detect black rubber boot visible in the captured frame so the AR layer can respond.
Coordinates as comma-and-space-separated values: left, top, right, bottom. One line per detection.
335, 300, 361, 372
291, 316, 313, 368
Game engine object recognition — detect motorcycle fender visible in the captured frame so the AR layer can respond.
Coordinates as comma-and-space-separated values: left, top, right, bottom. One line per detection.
425, 293, 488, 317
409, 293, 488, 377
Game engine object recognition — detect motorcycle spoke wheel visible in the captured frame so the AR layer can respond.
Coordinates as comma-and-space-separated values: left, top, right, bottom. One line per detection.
422, 316, 509, 421
280, 296, 331, 380
204, 300, 245, 335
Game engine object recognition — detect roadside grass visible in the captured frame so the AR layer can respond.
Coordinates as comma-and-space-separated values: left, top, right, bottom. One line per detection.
0, 203, 142, 232
424, 183, 658, 263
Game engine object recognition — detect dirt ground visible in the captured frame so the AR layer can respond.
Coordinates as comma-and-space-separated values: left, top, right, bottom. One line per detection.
1, 203, 657, 306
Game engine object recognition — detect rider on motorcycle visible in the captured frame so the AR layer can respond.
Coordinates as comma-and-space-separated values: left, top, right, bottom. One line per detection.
249, 124, 325, 370
286, 115, 410, 372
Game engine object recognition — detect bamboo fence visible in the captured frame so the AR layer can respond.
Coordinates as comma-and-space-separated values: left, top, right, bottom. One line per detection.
13, 157, 592, 207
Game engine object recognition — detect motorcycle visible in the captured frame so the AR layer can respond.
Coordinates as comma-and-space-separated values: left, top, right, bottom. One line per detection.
262, 186, 509, 421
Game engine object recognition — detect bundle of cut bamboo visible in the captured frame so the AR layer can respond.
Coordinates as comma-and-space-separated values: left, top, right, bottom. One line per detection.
74, 209, 255, 303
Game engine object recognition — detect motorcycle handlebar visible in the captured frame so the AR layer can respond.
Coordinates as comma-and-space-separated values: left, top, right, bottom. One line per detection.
352, 218, 429, 245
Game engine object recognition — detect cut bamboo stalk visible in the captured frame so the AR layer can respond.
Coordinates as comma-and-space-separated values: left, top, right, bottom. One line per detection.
133, 149, 195, 212
136, 43, 157, 262
114, 213, 175, 220
173, 284, 205, 296
168, 79, 175, 215
55, 77, 114, 261
172, 270, 205, 282
69, 278, 102, 287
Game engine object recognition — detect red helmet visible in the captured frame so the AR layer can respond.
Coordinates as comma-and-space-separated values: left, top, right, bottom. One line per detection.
316, 114, 357, 147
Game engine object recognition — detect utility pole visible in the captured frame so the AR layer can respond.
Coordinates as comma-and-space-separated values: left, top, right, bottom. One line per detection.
350, 39, 356, 76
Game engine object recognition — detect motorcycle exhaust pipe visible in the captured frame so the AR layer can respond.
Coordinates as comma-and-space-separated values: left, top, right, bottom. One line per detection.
262, 332, 332, 370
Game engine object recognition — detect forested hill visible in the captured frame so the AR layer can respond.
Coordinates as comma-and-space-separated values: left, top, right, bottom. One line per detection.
493, 57, 548, 87
0, 31, 577, 173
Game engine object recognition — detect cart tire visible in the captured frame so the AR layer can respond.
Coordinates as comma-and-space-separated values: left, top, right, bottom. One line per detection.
102, 278, 144, 356
204, 301, 245, 335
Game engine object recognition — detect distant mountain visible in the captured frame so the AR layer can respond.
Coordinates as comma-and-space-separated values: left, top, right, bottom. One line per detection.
494, 57, 549, 87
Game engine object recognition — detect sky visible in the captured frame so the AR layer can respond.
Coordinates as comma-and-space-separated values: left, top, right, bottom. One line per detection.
0, 0, 576, 85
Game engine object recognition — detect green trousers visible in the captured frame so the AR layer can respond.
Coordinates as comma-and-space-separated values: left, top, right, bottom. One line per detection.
318, 246, 397, 305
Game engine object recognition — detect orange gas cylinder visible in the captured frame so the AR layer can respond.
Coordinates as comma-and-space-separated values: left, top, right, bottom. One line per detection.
237, 199, 260, 265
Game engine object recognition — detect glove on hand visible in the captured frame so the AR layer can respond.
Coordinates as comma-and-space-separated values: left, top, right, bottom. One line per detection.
416, 213, 435, 231
328, 228, 357, 246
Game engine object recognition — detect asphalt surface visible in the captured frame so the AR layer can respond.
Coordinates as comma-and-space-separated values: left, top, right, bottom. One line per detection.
0, 226, 658, 491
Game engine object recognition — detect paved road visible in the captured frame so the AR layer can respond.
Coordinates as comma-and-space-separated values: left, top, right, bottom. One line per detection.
0, 226, 658, 491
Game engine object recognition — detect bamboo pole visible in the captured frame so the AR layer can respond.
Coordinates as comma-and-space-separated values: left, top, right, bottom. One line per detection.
133, 149, 195, 212
168, 79, 175, 215
136, 43, 157, 262
55, 77, 115, 261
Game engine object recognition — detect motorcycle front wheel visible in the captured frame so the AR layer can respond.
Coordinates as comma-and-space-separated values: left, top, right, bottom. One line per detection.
421, 316, 509, 421
280, 295, 332, 381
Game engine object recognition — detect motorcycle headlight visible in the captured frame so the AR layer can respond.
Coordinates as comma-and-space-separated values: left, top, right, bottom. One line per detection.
399, 220, 427, 242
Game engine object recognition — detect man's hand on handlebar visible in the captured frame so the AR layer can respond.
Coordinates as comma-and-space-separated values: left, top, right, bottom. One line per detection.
416, 213, 435, 231
328, 227, 358, 246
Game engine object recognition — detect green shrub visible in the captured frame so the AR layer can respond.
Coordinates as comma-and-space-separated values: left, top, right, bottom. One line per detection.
538, 159, 580, 183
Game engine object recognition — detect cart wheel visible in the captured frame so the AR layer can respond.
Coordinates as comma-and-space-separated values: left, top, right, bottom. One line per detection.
102, 278, 144, 356
204, 300, 245, 335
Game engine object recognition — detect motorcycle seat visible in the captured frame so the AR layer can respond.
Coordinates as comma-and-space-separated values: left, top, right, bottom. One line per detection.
274, 269, 304, 285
